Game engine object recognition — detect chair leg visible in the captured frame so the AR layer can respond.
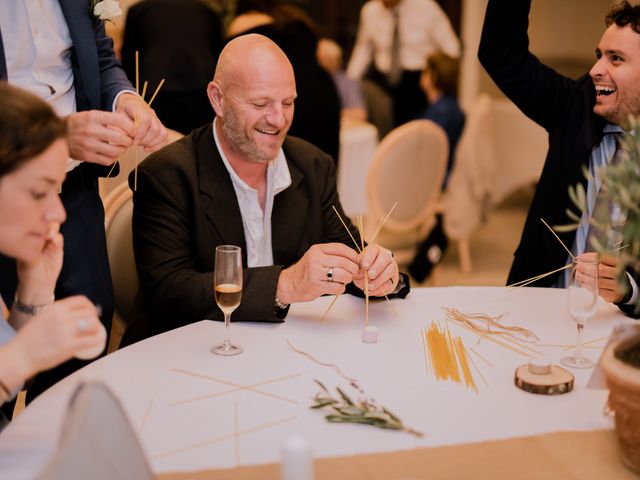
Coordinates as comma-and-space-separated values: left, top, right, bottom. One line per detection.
458, 239, 472, 273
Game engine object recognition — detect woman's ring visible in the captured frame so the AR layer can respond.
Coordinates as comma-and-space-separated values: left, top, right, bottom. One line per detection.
77, 319, 88, 334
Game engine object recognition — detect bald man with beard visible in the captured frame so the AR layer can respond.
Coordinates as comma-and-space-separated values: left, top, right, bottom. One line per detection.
120, 34, 407, 346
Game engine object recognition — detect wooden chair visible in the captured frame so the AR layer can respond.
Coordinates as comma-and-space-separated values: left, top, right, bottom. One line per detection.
442, 94, 546, 273
103, 182, 137, 340
365, 119, 448, 268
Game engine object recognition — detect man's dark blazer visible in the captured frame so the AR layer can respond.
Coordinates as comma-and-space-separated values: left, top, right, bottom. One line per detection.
121, 125, 362, 346
479, 0, 639, 318
0, 0, 135, 401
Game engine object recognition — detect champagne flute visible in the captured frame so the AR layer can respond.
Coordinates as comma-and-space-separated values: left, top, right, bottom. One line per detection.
561, 255, 598, 369
211, 245, 243, 356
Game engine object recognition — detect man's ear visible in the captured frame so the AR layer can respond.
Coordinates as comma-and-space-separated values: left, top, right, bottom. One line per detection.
207, 81, 224, 117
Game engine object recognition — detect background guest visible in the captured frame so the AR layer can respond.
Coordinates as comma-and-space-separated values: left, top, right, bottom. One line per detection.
347, 0, 460, 127
317, 38, 367, 122
408, 52, 465, 283
122, 0, 225, 134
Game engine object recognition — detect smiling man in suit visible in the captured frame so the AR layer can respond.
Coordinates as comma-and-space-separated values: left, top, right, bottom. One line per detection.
479, 0, 639, 317
121, 34, 408, 346
0, 0, 167, 401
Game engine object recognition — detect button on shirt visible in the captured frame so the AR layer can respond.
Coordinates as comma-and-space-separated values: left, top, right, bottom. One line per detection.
347, 0, 460, 79
212, 120, 292, 268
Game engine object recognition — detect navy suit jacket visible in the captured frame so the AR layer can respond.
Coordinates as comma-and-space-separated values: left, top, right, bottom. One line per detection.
0, 0, 133, 110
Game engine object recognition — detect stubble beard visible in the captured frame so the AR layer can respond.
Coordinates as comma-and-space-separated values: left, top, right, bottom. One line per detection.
222, 106, 280, 164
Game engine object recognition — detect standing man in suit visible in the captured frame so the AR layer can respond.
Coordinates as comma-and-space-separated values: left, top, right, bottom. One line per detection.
0, 0, 168, 401
120, 34, 407, 346
347, 0, 460, 127
479, 0, 639, 317
121, 0, 225, 134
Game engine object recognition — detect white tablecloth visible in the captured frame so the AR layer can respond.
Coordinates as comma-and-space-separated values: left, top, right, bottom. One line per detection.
0, 287, 630, 478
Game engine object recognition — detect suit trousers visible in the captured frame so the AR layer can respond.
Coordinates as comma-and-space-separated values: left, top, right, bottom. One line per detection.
367, 67, 427, 128
0, 164, 114, 404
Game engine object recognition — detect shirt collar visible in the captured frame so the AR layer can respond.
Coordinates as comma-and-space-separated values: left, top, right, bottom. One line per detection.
603, 123, 625, 135
212, 118, 291, 195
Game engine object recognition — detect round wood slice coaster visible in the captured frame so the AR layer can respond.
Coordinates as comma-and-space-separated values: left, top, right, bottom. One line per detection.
514, 364, 574, 395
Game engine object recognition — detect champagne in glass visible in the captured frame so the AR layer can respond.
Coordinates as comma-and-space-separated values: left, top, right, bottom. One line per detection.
211, 245, 243, 356
561, 255, 598, 369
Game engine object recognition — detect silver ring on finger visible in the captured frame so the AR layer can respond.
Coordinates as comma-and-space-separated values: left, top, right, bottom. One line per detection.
326, 267, 334, 281
77, 319, 88, 334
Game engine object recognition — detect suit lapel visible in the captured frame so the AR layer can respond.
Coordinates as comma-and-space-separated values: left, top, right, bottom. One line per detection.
0, 27, 7, 80
196, 130, 249, 265
58, 0, 100, 109
272, 149, 308, 264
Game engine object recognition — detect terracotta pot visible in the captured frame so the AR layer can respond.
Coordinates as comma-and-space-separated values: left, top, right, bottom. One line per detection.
601, 331, 640, 474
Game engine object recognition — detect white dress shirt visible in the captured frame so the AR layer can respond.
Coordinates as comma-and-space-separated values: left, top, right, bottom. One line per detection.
212, 120, 292, 268
347, 0, 460, 79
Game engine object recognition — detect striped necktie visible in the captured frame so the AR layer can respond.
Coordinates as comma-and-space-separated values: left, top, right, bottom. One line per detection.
585, 133, 627, 252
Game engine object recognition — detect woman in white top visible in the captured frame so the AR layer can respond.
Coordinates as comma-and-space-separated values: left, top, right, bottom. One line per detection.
0, 83, 105, 416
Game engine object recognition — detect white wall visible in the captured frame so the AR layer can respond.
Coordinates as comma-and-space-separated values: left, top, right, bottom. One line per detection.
460, 0, 614, 109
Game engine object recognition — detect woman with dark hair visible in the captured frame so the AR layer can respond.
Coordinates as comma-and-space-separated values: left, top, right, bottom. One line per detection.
0, 83, 105, 426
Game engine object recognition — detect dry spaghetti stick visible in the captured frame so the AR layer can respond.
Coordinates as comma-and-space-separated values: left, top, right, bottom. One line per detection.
563, 335, 609, 351
368, 202, 398, 245
320, 294, 340, 323
541, 217, 575, 260
358, 214, 370, 327
153, 415, 297, 459
507, 263, 572, 289
466, 349, 489, 387
364, 272, 369, 327
106, 158, 118, 178
286, 340, 357, 382
452, 321, 536, 358
474, 326, 545, 356
455, 337, 477, 393
133, 114, 139, 191
234, 402, 240, 467
469, 347, 493, 368
421, 328, 430, 375
135, 50, 139, 95
147, 78, 165, 108
138, 398, 154, 435
331, 205, 361, 252
507, 263, 572, 288
140, 80, 149, 103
